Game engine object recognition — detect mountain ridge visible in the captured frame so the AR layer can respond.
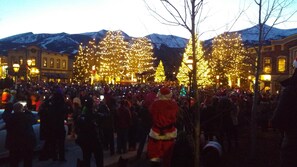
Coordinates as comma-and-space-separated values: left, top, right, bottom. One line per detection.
0, 24, 297, 57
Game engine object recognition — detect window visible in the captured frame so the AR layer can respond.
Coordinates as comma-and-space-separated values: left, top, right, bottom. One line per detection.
43, 58, 47, 67
50, 58, 54, 68
31, 57, 36, 66
56, 59, 60, 68
263, 57, 272, 73
11, 57, 15, 66
277, 57, 286, 72
19, 57, 24, 65
62, 60, 66, 69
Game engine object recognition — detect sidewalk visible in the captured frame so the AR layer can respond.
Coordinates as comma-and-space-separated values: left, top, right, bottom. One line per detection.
0, 136, 147, 167
34, 138, 142, 167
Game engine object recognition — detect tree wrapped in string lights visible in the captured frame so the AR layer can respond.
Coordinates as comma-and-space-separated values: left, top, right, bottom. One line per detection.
210, 32, 248, 88
73, 44, 91, 83
177, 35, 211, 88
154, 60, 166, 83
128, 37, 155, 82
98, 31, 129, 83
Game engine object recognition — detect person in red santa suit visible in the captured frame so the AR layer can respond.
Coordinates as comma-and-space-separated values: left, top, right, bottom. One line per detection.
147, 86, 179, 167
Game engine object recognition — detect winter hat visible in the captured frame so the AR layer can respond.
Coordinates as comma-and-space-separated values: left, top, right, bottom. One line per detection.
157, 87, 172, 100
73, 97, 82, 107
1, 89, 11, 104
203, 141, 223, 156
13, 102, 24, 113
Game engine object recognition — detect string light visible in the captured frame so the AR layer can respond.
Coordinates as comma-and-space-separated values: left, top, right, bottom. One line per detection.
177, 35, 212, 88
154, 60, 166, 83
210, 32, 249, 88
73, 31, 155, 84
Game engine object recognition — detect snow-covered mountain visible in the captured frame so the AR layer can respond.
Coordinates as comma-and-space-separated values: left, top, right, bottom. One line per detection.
0, 24, 297, 57
237, 24, 297, 46
0, 30, 187, 57
146, 34, 188, 49
203, 24, 297, 47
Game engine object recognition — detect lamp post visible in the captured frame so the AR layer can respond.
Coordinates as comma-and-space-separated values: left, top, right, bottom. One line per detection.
27, 59, 32, 82
13, 63, 20, 89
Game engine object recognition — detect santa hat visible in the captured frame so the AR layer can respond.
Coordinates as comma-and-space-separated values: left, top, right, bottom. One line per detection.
293, 57, 297, 68
157, 87, 172, 100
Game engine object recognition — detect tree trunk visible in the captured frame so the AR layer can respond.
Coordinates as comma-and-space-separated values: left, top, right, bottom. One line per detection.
251, 0, 263, 161
191, 1, 200, 166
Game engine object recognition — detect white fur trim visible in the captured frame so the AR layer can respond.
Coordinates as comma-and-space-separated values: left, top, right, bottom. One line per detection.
293, 60, 297, 68
157, 91, 173, 100
149, 128, 177, 140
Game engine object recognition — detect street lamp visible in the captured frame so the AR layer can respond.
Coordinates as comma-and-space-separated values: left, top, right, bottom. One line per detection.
26, 59, 32, 81
13, 63, 20, 73
27, 59, 32, 66
13, 63, 20, 89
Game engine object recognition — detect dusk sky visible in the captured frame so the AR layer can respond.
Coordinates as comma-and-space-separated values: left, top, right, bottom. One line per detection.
0, 0, 296, 40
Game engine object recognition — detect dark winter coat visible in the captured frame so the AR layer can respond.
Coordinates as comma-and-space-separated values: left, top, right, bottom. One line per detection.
115, 104, 132, 130
75, 112, 102, 149
3, 110, 36, 150
272, 69, 297, 167
272, 70, 297, 133
38, 99, 50, 140
39, 93, 67, 140
217, 97, 233, 132
98, 102, 114, 131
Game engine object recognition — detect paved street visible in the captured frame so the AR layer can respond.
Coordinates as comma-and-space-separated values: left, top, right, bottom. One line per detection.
0, 136, 144, 167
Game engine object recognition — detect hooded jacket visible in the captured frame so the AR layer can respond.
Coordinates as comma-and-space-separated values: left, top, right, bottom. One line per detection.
272, 69, 297, 133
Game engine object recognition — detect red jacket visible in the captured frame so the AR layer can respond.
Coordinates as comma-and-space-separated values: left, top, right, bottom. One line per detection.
149, 99, 178, 140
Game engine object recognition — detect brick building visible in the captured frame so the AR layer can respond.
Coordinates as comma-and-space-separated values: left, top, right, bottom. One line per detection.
6, 45, 71, 82
250, 34, 297, 94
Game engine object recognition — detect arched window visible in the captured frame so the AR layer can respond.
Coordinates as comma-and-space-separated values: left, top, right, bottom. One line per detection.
50, 58, 54, 68
31, 57, 36, 66
43, 58, 47, 67
56, 59, 60, 68
62, 60, 66, 69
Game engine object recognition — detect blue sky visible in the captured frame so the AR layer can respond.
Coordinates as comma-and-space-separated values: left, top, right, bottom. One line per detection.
0, 0, 296, 40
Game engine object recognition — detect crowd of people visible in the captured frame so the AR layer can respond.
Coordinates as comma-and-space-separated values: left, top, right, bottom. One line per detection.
0, 81, 283, 167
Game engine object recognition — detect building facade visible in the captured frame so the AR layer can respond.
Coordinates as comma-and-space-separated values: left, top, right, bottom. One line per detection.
249, 34, 297, 94
6, 45, 71, 82
0, 56, 8, 79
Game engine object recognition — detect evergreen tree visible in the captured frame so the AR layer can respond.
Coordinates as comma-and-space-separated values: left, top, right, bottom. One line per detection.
98, 31, 129, 83
154, 60, 166, 83
128, 37, 155, 82
85, 39, 98, 83
210, 32, 248, 88
73, 44, 90, 83
180, 85, 187, 97
177, 35, 211, 88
